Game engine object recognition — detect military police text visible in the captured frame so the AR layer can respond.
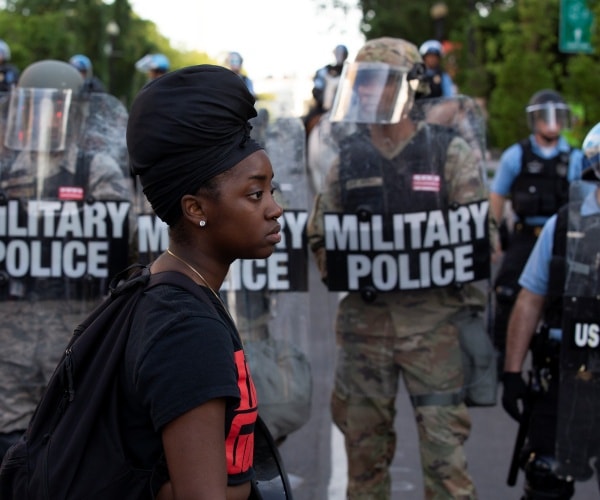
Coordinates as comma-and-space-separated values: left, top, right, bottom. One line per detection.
138, 210, 308, 291
0, 200, 130, 278
324, 200, 489, 291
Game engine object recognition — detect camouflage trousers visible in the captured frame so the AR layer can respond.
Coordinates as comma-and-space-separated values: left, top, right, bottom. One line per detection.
0, 298, 98, 433
332, 293, 477, 500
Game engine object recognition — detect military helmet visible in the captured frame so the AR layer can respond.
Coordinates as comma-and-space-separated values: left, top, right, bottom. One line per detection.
355, 37, 422, 67
330, 37, 428, 124
582, 122, 600, 180
526, 89, 571, 132
19, 60, 84, 92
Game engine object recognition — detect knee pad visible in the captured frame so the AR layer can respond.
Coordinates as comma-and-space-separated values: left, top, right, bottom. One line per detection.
523, 454, 575, 500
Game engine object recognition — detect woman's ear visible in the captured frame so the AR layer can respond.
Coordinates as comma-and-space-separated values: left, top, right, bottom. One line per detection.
180, 194, 205, 226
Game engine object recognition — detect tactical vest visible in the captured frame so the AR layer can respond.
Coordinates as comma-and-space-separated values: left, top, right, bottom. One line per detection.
338, 124, 454, 221
0, 63, 18, 92
0, 150, 91, 200
424, 67, 444, 98
510, 139, 571, 220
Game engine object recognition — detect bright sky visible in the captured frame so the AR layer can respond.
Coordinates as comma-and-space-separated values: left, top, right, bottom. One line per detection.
129, 0, 365, 81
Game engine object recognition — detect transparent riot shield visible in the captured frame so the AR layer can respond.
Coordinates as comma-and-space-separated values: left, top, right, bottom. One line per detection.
420, 94, 489, 184
222, 116, 313, 442
306, 111, 356, 194
309, 92, 496, 465
556, 180, 600, 480
0, 91, 132, 434
320, 94, 491, 296
422, 95, 496, 406
134, 183, 168, 266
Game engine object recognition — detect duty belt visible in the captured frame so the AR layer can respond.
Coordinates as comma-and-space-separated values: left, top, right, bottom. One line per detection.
514, 222, 543, 237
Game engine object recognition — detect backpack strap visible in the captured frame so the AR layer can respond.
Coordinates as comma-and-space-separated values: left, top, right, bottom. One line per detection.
146, 271, 218, 315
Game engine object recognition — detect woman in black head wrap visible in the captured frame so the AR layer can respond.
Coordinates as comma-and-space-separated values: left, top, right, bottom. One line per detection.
125, 65, 283, 499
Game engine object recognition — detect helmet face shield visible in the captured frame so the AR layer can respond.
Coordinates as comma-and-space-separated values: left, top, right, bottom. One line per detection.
4, 88, 73, 152
526, 102, 572, 132
329, 62, 418, 124
582, 123, 600, 179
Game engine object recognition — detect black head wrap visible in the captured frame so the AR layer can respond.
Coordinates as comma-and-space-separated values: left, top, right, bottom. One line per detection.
127, 64, 262, 225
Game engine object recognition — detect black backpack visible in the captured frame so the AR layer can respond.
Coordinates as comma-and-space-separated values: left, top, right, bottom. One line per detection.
0, 265, 293, 500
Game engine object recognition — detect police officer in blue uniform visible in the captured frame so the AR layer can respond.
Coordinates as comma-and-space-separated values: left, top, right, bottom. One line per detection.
418, 40, 454, 98
489, 89, 584, 373
502, 123, 600, 499
0, 40, 19, 92
69, 54, 106, 93
135, 53, 170, 82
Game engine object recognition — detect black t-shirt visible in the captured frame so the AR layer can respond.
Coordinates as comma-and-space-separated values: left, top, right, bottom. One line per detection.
120, 282, 258, 487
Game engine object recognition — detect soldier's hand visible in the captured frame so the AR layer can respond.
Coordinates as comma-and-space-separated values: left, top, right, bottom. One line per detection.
501, 371, 527, 422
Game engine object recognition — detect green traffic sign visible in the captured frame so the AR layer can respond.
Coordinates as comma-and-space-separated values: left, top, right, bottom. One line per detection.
559, 0, 595, 53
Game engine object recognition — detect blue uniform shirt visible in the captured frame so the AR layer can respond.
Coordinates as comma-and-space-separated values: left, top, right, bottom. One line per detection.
491, 135, 584, 226
519, 188, 600, 295
440, 72, 455, 97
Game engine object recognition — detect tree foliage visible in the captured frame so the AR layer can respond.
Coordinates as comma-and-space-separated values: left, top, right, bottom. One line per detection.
321, 0, 600, 150
2, 0, 599, 147
357, 0, 474, 44
0, 0, 215, 106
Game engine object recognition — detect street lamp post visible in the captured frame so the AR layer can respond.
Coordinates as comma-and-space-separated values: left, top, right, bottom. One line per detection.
105, 20, 120, 95
430, 2, 449, 41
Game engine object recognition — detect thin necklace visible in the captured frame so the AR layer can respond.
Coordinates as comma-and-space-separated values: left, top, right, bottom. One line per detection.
166, 248, 233, 321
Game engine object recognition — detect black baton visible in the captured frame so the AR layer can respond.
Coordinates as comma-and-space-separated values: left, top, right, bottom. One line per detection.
507, 373, 532, 486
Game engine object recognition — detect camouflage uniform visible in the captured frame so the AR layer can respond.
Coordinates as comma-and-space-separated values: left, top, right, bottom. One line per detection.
307, 38, 492, 500
0, 90, 131, 451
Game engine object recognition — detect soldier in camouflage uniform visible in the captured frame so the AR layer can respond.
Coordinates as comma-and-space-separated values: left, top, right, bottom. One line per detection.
307, 38, 495, 499
0, 61, 131, 459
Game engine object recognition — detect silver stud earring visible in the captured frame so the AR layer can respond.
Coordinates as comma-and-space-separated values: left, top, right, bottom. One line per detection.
199, 220, 206, 227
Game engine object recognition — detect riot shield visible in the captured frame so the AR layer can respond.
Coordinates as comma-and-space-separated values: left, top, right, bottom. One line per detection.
419, 94, 489, 184
0, 91, 132, 434
221, 116, 313, 442
419, 95, 496, 406
320, 95, 491, 296
306, 111, 356, 194
312, 93, 496, 413
555, 180, 600, 480
134, 184, 168, 266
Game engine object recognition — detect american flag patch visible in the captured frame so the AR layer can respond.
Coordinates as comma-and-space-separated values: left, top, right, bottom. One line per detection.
412, 174, 441, 192
58, 186, 84, 200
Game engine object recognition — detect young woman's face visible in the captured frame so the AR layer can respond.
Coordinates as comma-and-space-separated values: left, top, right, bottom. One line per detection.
203, 149, 283, 261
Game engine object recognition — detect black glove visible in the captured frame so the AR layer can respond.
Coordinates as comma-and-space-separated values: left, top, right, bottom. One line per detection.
502, 371, 528, 422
